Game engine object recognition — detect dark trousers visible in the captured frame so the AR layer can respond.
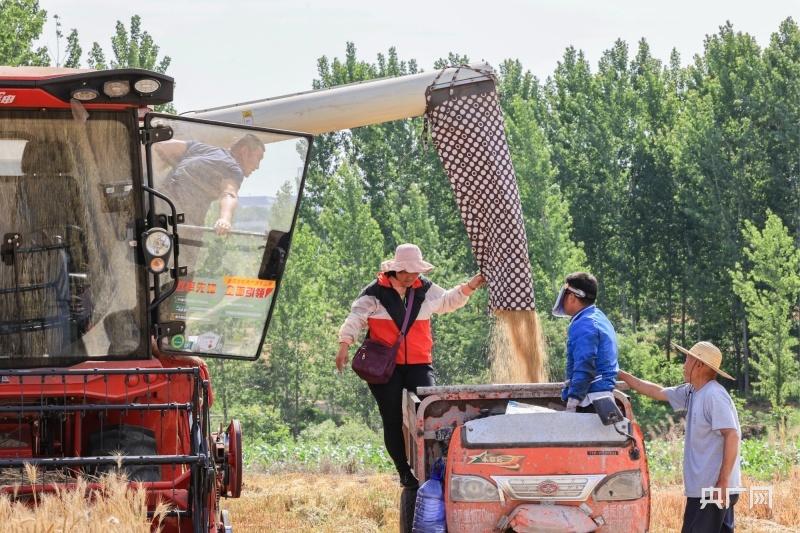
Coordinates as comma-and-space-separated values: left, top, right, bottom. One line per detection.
368, 364, 434, 475
682, 494, 738, 533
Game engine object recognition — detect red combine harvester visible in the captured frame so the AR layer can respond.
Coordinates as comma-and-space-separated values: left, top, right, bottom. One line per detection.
0, 67, 312, 532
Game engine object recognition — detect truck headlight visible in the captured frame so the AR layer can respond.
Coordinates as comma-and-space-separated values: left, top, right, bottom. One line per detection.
593, 470, 644, 501
450, 475, 501, 502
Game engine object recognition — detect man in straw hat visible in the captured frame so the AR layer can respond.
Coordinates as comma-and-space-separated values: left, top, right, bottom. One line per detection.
619, 341, 742, 533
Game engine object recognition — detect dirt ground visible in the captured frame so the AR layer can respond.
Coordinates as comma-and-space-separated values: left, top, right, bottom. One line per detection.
222, 471, 800, 532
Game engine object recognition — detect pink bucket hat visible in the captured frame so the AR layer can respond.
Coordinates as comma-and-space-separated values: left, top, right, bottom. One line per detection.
380, 244, 435, 274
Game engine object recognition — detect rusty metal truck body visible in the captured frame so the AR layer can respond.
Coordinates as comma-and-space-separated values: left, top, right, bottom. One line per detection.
402, 383, 650, 532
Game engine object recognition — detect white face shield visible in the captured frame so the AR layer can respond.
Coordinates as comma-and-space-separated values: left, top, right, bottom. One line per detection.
551, 284, 587, 318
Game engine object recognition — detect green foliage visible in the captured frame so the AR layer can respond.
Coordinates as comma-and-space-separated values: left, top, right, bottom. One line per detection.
244, 420, 392, 473
88, 15, 174, 112
229, 404, 292, 446
298, 419, 383, 447
220, 22, 800, 459
617, 328, 685, 432
63, 28, 81, 68
648, 435, 800, 483
92, 15, 171, 72
739, 437, 799, 480
0, 0, 49, 66
245, 441, 392, 473
731, 211, 800, 419
645, 438, 684, 484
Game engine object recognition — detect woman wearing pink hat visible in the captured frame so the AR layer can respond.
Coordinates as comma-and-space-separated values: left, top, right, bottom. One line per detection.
336, 243, 484, 489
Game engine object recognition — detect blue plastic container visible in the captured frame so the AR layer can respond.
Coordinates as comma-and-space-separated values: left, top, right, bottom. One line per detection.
411, 458, 447, 533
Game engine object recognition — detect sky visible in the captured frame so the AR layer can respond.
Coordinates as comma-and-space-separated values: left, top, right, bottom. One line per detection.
36, 0, 798, 113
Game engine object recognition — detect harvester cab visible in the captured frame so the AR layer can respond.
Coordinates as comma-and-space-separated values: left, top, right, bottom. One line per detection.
0, 67, 313, 533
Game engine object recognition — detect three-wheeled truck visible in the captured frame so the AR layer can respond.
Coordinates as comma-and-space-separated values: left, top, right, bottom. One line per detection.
401, 383, 650, 532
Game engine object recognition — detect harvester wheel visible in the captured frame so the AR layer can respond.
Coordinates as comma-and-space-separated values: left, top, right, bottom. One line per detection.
224, 420, 242, 497
399, 486, 416, 533
88, 425, 160, 482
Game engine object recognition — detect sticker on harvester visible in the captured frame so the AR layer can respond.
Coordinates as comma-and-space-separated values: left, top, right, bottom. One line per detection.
467, 451, 525, 470
163, 275, 276, 355
241, 110, 254, 126
223, 276, 276, 298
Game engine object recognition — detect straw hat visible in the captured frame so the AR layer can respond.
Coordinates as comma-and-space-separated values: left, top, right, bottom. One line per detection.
380, 244, 435, 273
672, 341, 734, 380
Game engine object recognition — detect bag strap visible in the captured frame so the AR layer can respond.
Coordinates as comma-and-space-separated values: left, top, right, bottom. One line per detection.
398, 288, 415, 337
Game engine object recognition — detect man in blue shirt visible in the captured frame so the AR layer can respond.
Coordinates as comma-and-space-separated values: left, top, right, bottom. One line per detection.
552, 272, 619, 412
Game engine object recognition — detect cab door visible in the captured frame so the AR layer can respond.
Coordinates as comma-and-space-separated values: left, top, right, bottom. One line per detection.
143, 114, 311, 360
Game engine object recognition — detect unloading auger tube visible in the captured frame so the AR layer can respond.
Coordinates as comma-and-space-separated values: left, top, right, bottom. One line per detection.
182, 64, 496, 134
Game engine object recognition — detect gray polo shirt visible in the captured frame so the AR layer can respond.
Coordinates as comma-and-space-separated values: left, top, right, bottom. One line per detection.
664, 381, 742, 497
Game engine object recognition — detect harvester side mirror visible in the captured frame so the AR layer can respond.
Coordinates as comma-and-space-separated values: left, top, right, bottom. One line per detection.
257, 229, 289, 281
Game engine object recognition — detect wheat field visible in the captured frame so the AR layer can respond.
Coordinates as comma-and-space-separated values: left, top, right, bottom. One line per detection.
2, 469, 797, 532
223, 471, 800, 533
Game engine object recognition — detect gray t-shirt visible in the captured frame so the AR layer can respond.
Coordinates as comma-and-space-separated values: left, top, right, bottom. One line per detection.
162, 141, 245, 226
664, 381, 742, 497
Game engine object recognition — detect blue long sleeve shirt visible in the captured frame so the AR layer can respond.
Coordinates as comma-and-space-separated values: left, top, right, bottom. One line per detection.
563, 305, 619, 402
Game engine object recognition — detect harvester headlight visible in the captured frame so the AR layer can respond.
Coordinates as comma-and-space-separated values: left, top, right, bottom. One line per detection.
593, 470, 644, 501
144, 228, 172, 257
134, 78, 161, 94
103, 80, 130, 98
450, 475, 501, 502
142, 228, 172, 274
71, 87, 99, 101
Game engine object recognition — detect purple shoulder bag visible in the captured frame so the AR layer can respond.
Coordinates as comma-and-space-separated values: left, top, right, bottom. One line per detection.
352, 289, 415, 384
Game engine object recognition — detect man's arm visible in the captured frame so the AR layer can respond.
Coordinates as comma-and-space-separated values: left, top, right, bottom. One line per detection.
214, 179, 240, 235
617, 370, 668, 401
715, 428, 739, 487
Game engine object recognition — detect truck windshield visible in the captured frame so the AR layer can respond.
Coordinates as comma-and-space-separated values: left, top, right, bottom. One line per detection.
0, 109, 146, 367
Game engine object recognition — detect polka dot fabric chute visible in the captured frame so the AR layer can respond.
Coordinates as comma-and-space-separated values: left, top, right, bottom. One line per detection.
426, 73, 547, 382
427, 86, 534, 311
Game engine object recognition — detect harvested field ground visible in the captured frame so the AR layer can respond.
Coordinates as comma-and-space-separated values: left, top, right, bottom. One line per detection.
224, 471, 800, 532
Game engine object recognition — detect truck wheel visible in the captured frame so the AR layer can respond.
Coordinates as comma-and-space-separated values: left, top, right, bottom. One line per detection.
399, 486, 416, 533
88, 425, 160, 482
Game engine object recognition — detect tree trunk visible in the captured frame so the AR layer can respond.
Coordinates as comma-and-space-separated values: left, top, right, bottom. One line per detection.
666, 278, 673, 361
680, 275, 687, 346
741, 316, 750, 397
